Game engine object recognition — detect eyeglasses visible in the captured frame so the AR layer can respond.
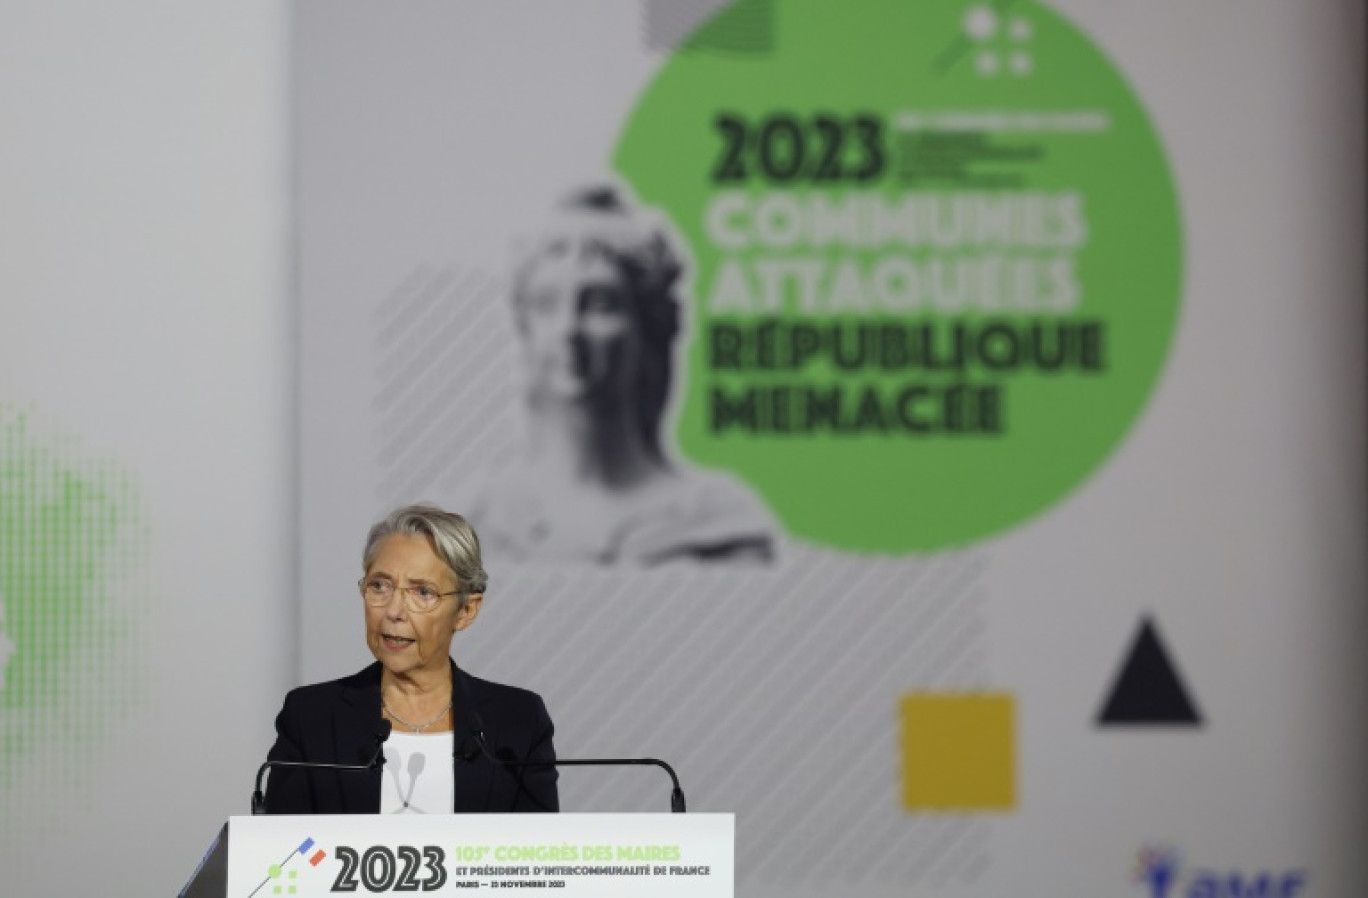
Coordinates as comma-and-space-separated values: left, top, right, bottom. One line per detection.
359, 577, 462, 614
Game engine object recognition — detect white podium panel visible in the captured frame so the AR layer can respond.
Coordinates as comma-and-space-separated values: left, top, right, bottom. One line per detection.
226, 814, 733, 898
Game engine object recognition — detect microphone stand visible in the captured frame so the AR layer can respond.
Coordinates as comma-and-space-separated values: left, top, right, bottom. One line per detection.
251, 727, 391, 815
475, 734, 687, 812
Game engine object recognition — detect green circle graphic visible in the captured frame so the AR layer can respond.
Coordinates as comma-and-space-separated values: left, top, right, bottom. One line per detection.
614, 0, 1181, 552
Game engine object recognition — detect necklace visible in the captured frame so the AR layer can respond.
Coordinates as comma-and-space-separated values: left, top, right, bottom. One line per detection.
383, 700, 452, 733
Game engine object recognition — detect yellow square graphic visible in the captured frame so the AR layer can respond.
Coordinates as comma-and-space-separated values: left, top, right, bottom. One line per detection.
900, 693, 1015, 811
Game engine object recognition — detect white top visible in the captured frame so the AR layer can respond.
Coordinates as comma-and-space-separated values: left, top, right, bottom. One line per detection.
380, 731, 454, 814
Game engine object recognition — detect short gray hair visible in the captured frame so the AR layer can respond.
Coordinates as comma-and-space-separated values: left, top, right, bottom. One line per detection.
363, 504, 488, 604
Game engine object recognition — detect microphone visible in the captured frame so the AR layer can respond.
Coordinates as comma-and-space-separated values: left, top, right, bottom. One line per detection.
455, 733, 482, 763
251, 721, 392, 815
472, 730, 687, 813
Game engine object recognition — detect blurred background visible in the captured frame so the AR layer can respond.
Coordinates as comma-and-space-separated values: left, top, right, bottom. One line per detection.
1, 2, 1363, 896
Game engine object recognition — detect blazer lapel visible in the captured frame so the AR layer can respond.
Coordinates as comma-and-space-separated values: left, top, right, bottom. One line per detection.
328, 660, 493, 813
451, 659, 496, 812
336, 663, 385, 813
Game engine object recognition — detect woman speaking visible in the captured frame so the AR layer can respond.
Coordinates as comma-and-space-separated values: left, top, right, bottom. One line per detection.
263, 504, 556, 813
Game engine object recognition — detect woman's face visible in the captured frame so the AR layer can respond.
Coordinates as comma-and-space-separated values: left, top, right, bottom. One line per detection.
363, 534, 480, 681
518, 249, 639, 405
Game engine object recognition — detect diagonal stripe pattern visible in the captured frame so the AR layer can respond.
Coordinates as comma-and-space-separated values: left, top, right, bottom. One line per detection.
364, 266, 994, 890
641, 0, 775, 54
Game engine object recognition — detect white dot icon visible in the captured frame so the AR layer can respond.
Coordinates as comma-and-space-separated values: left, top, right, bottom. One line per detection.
1009, 17, 1033, 41
1009, 51, 1033, 75
964, 6, 999, 41
976, 51, 1001, 76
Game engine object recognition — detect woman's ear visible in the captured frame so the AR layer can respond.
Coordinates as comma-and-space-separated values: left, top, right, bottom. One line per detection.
454, 593, 483, 633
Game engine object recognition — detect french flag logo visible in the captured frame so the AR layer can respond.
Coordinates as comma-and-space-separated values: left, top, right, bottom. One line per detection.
297, 837, 327, 867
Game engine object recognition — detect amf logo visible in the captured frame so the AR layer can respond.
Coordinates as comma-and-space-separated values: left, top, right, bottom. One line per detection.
1133, 846, 1308, 898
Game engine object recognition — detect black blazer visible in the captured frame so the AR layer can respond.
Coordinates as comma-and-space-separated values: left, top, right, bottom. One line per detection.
264, 660, 557, 814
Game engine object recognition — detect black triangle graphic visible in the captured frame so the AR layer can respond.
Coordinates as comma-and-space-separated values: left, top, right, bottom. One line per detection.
1097, 616, 1203, 726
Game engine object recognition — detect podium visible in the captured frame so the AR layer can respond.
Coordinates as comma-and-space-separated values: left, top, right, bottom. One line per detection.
181, 814, 734, 897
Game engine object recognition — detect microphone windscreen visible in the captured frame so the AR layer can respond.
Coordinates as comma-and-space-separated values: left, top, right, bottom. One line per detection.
377, 720, 393, 743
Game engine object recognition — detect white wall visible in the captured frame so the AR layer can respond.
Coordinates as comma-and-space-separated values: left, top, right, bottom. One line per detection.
0, 2, 291, 894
